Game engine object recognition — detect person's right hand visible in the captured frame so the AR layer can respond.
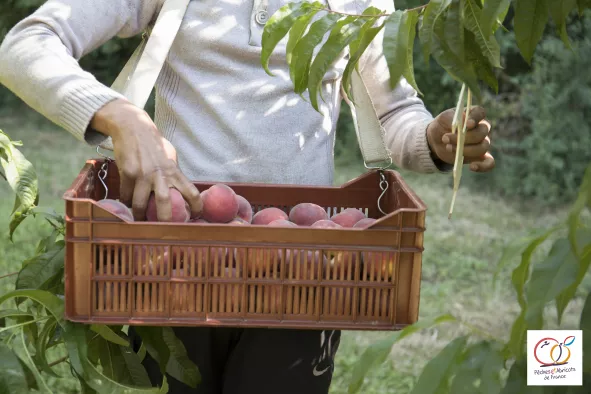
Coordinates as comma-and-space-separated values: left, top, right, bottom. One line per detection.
91, 99, 202, 221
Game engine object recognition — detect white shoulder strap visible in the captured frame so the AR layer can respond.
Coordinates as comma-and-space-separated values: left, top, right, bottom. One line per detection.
102, 0, 392, 170
99, 0, 191, 150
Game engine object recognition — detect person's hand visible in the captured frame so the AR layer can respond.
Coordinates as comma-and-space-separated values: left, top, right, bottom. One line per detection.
426, 106, 495, 172
91, 99, 202, 221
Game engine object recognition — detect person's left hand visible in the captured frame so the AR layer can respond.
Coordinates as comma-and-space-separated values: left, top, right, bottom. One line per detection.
426, 106, 495, 172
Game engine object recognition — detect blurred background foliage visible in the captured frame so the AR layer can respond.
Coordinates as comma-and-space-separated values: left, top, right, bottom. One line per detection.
1, 0, 590, 207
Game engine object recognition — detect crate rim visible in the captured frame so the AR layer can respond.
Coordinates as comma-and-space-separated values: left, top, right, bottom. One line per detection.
63, 159, 429, 229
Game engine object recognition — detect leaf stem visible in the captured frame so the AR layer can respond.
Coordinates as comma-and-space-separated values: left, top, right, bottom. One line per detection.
0, 271, 19, 280
48, 355, 69, 367
0, 315, 51, 334
319, 3, 427, 18
460, 321, 499, 341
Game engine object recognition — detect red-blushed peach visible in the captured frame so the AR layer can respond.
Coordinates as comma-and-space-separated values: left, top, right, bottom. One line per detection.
282, 250, 327, 280
133, 246, 171, 276
361, 251, 395, 280
229, 217, 250, 225
288, 203, 328, 226
268, 219, 297, 227
235, 195, 253, 223
311, 220, 342, 229
146, 188, 190, 222
251, 207, 288, 225
330, 208, 366, 228
201, 184, 239, 223
353, 218, 377, 229
97, 199, 134, 222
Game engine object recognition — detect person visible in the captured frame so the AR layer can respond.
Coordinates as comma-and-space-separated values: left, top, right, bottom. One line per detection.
0, 0, 495, 393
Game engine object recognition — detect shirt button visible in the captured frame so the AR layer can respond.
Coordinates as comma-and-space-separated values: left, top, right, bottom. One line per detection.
255, 10, 269, 25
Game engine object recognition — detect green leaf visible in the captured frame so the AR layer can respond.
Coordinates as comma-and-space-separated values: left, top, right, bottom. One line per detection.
34, 318, 60, 378
0, 131, 39, 241
525, 236, 586, 326
465, 29, 499, 92
383, 10, 421, 94
580, 290, 591, 374
347, 314, 457, 394
568, 163, 591, 258
513, 0, 550, 64
464, 0, 502, 68
0, 343, 29, 393
578, 0, 591, 14
13, 328, 52, 393
65, 323, 166, 394
449, 340, 505, 394
383, 11, 408, 89
120, 346, 152, 387
16, 246, 64, 292
308, 16, 365, 111
0, 289, 65, 328
507, 310, 527, 358
99, 340, 135, 384
555, 231, 591, 324
286, 9, 322, 84
260, 2, 320, 75
342, 8, 383, 98
481, 0, 511, 37
445, 0, 466, 63
134, 327, 200, 388
419, 0, 453, 64
430, 7, 481, 98
510, 226, 557, 310
410, 335, 469, 394
549, 0, 577, 49
500, 357, 527, 394
291, 13, 341, 94
493, 224, 563, 288
133, 327, 170, 375
91, 325, 130, 347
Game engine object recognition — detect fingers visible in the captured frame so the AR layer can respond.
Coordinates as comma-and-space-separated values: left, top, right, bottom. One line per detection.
468, 152, 495, 172
132, 178, 152, 221
442, 123, 489, 146
153, 175, 173, 222
173, 173, 203, 219
466, 106, 486, 125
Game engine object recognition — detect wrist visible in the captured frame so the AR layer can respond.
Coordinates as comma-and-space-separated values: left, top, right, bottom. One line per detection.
90, 99, 140, 140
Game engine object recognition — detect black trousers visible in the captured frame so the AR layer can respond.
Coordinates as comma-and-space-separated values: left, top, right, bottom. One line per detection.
131, 327, 341, 394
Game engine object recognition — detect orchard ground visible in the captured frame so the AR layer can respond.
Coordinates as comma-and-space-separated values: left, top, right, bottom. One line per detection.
0, 113, 587, 393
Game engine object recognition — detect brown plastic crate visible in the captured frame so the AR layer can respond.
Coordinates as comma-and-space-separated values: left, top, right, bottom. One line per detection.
63, 159, 427, 331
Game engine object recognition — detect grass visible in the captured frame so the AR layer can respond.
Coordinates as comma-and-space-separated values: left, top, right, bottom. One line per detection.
0, 112, 588, 393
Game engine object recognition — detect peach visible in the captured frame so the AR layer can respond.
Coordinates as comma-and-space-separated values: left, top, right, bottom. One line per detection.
191, 218, 209, 224
133, 246, 171, 276
145, 188, 190, 222
234, 247, 281, 277
283, 250, 327, 280
331, 208, 366, 228
288, 203, 328, 226
201, 184, 239, 223
251, 207, 288, 225
361, 251, 395, 279
229, 217, 250, 225
311, 220, 342, 229
268, 219, 297, 227
97, 199, 134, 222
353, 218, 377, 229
235, 195, 253, 223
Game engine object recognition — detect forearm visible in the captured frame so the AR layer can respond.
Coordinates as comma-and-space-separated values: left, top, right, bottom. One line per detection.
0, 0, 162, 145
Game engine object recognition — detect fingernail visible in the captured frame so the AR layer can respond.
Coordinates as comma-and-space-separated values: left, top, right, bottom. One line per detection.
442, 136, 449, 144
